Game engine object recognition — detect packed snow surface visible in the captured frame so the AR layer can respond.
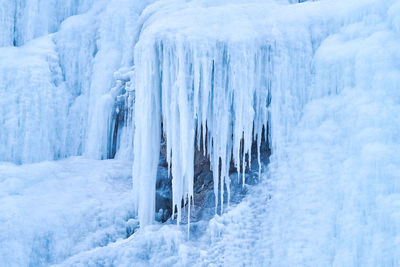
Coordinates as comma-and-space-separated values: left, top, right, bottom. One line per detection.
1, 0, 400, 266
0, 158, 135, 266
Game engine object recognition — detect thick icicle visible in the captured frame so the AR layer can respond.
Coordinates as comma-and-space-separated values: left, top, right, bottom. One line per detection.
133, 38, 274, 225
132, 43, 162, 226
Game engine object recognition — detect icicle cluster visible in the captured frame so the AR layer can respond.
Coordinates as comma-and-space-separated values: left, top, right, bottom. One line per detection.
158, 41, 273, 223
132, 36, 307, 226
132, 0, 387, 227
131, 1, 320, 227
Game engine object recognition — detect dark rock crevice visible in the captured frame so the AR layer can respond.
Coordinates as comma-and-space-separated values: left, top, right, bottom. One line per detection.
155, 123, 271, 223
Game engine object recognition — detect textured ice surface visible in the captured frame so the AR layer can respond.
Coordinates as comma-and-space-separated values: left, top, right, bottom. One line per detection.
0, 0, 152, 164
0, 0, 93, 47
0, 36, 70, 163
131, 0, 397, 227
1, 0, 400, 266
109, 0, 400, 265
0, 157, 135, 266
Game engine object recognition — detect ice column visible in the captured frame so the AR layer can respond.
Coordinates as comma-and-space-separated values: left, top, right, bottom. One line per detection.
132, 39, 275, 226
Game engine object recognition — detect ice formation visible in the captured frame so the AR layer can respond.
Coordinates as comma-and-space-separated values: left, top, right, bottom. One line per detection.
0, 158, 135, 266
1, 0, 400, 265
0, 0, 93, 47
131, 0, 393, 226
133, 0, 277, 227
0, 0, 152, 163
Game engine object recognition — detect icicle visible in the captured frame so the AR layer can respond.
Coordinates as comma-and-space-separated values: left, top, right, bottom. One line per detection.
187, 195, 191, 239
133, 38, 278, 226
132, 42, 162, 227
132, 5, 322, 226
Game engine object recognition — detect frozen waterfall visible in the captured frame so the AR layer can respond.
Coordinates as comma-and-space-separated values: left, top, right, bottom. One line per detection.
0, 0, 153, 163
131, 0, 390, 227
1, 0, 400, 266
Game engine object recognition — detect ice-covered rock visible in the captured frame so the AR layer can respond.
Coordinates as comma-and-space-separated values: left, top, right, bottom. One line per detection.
1, 0, 400, 266
0, 0, 153, 164
132, 0, 389, 227
0, 36, 70, 163
0, 0, 93, 47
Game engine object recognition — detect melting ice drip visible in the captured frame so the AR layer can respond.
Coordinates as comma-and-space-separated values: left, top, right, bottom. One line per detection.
109, 67, 136, 159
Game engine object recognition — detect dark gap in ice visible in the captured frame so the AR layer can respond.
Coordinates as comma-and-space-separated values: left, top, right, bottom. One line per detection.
155, 122, 270, 224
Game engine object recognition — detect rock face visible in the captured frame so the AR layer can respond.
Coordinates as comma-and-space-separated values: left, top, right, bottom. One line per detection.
155, 126, 270, 223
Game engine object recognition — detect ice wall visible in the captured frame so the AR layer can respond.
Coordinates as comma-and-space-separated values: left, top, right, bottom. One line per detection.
0, 37, 70, 163
65, 0, 400, 265
84, 0, 153, 160
0, 0, 153, 163
261, 2, 400, 264
0, 0, 15, 46
1, 0, 399, 265
0, 2, 95, 163
0, 0, 93, 47
131, 0, 395, 227
132, 0, 306, 226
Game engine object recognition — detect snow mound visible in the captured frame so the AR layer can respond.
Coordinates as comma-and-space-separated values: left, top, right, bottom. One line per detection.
0, 158, 134, 266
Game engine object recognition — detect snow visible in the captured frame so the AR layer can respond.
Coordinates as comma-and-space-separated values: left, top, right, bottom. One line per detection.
1, 0, 400, 266
0, 157, 135, 266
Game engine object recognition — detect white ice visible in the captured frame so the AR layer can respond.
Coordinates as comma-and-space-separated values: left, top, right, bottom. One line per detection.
1, 0, 400, 266
132, 0, 396, 227
0, 0, 152, 164
72, 0, 400, 265
0, 157, 135, 266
